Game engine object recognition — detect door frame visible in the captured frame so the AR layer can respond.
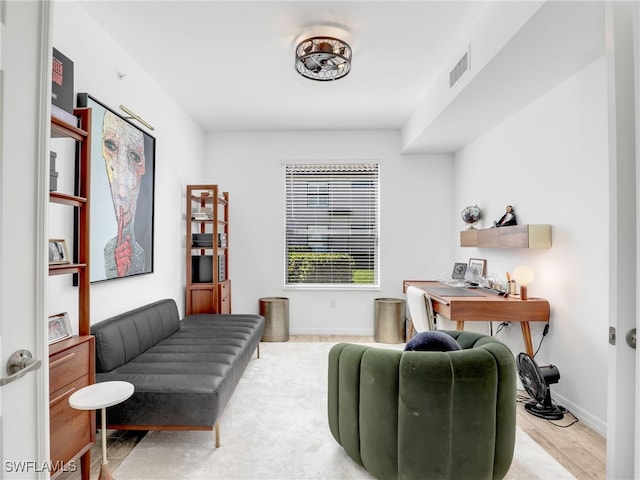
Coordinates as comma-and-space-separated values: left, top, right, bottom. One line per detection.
635, 3, 640, 475
606, 2, 639, 478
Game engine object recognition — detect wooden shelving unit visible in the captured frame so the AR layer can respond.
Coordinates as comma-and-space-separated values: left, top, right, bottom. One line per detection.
460, 224, 551, 248
48, 109, 95, 480
186, 185, 231, 315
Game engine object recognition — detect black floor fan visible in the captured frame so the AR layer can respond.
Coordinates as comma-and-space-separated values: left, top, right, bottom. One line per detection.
516, 353, 564, 420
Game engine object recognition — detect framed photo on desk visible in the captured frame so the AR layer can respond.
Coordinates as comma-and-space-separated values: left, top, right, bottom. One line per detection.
451, 262, 467, 280
466, 258, 486, 283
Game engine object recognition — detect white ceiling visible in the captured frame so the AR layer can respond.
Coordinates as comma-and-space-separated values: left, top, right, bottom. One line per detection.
78, 1, 493, 132
77, 1, 605, 152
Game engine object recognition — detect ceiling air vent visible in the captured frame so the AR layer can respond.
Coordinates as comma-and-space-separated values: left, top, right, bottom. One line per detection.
449, 48, 470, 88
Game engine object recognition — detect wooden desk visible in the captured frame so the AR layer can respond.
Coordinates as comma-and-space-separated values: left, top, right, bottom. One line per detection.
403, 280, 550, 357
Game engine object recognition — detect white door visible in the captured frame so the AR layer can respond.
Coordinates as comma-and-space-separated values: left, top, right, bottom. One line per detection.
606, 2, 639, 479
1, 1, 52, 479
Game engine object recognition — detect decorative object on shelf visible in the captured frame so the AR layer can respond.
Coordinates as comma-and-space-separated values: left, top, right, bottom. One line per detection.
192, 233, 213, 248
295, 36, 352, 81
218, 232, 227, 248
49, 151, 58, 191
461, 204, 481, 229
48, 312, 72, 344
465, 257, 487, 285
451, 262, 467, 280
513, 265, 535, 300
51, 47, 76, 125
493, 204, 517, 227
48, 238, 70, 265
77, 93, 156, 282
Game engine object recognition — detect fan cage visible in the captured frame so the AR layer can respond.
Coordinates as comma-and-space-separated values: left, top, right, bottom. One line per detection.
517, 353, 548, 403
295, 36, 352, 81
517, 353, 564, 420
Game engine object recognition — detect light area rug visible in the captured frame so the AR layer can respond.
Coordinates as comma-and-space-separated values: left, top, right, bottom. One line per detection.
113, 342, 575, 480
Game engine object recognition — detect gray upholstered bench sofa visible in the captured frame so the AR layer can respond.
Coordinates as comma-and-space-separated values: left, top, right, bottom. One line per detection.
90, 298, 264, 446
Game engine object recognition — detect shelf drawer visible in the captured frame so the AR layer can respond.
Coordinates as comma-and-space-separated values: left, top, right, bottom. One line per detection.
219, 294, 231, 314
49, 340, 90, 394
219, 281, 230, 300
50, 375, 93, 473
219, 281, 231, 314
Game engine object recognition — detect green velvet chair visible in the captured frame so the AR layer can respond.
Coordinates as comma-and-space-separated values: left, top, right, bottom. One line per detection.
327, 331, 516, 480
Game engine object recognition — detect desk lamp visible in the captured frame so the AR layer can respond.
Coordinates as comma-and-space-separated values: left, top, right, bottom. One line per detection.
513, 266, 535, 300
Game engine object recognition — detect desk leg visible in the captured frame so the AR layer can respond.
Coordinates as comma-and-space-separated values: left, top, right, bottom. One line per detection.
456, 321, 464, 331
521, 322, 534, 358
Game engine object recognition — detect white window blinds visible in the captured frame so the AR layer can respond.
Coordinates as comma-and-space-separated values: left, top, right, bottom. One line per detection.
285, 163, 379, 288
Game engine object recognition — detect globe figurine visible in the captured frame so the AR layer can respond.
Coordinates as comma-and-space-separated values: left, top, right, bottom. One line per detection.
461, 205, 481, 229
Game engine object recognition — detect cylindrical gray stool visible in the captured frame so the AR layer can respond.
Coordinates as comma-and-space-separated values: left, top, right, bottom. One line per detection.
259, 297, 290, 342
374, 298, 406, 343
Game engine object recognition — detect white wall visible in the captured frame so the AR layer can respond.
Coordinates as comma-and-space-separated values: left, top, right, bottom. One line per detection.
453, 57, 609, 433
204, 130, 454, 334
49, 2, 206, 325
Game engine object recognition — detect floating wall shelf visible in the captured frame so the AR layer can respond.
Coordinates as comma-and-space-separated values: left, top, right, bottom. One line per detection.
460, 224, 551, 249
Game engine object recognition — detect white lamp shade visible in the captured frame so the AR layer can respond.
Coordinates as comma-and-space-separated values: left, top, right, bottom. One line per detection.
513, 266, 535, 286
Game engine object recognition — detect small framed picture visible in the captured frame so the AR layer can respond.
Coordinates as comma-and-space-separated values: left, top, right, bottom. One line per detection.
465, 258, 487, 284
451, 262, 467, 280
48, 239, 70, 265
48, 312, 72, 344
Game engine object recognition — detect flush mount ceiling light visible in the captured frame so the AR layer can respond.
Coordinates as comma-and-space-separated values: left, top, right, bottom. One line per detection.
295, 36, 352, 81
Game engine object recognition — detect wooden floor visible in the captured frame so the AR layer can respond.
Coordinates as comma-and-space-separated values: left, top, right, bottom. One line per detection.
58, 336, 606, 480
516, 394, 606, 479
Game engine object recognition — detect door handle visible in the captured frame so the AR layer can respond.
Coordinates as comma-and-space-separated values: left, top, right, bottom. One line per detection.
0, 350, 42, 387
626, 328, 636, 349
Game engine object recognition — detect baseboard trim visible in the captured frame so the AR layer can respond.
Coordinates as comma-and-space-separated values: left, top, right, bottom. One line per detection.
289, 328, 375, 336
550, 391, 606, 436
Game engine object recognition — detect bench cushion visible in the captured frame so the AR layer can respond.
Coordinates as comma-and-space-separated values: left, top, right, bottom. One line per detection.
92, 299, 181, 373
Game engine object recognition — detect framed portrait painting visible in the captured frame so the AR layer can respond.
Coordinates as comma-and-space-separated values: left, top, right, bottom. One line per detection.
77, 93, 155, 282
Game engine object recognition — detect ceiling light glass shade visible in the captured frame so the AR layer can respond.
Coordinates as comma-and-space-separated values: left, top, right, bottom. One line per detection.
295, 36, 352, 81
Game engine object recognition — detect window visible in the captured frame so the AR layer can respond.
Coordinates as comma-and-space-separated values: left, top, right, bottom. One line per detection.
285, 163, 379, 288
307, 182, 329, 206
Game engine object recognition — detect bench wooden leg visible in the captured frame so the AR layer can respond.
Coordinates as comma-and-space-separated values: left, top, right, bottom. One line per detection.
215, 421, 220, 448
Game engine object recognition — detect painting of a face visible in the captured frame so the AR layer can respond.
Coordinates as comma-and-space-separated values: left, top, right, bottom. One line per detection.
102, 110, 146, 228
80, 93, 155, 282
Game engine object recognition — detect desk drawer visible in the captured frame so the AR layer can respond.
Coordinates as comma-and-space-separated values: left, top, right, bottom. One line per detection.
50, 340, 89, 394
50, 375, 92, 469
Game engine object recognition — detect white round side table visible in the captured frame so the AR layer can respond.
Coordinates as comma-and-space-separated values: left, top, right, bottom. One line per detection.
69, 381, 134, 480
